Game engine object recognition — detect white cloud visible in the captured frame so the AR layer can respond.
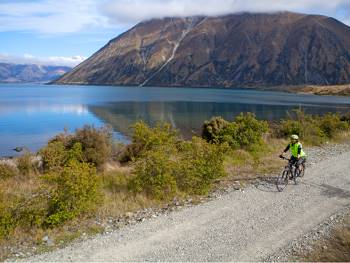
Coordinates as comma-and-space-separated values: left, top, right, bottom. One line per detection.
101, 0, 350, 26
0, 0, 349, 34
0, 53, 86, 67
0, 0, 109, 34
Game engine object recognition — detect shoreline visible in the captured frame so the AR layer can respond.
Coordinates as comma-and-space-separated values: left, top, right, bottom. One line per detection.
3, 81, 350, 98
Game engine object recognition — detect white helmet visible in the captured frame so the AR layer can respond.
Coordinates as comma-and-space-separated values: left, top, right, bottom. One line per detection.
290, 134, 299, 141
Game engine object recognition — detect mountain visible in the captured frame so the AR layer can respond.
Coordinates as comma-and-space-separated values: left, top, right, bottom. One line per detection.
0, 63, 71, 83
55, 12, 350, 87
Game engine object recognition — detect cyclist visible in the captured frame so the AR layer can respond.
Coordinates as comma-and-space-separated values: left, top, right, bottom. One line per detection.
280, 134, 307, 174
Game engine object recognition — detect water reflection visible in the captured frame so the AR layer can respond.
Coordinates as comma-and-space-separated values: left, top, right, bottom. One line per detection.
0, 102, 88, 116
0, 103, 103, 156
1, 84, 350, 156
89, 101, 350, 138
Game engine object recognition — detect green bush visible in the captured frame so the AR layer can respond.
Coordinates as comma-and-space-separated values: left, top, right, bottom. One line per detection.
0, 163, 17, 179
0, 194, 50, 239
40, 141, 67, 172
120, 121, 178, 162
129, 147, 178, 200
278, 119, 302, 137
4, 193, 49, 232
319, 113, 348, 138
202, 113, 268, 150
176, 137, 227, 195
129, 134, 227, 199
277, 110, 350, 145
45, 159, 100, 226
229, 113, 268, 148
71, 125, 112, 169
41, 125, 112, 170
201, 116, 229, 143
0, 197, 16, 239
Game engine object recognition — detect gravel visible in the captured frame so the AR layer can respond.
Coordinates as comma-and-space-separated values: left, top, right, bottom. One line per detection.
265, 206, 350, 261
12, 141, 350, 261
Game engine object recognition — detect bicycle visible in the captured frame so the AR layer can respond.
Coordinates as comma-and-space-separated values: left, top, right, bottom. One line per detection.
276, 156, 305, 192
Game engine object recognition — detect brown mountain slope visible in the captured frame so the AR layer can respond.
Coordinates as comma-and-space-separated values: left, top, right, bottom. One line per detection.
55, 12, 350, 87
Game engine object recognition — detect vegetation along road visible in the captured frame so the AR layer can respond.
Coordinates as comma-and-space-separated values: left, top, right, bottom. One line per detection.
24, 143, 350, 261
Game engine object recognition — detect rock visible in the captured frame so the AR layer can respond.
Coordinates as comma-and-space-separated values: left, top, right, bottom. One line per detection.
42, 235, 54, 246
125, 212, 134, 218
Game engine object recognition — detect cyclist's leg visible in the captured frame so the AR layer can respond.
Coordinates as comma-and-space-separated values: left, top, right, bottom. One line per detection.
290, 156, 298, 178
297, 157, 306, 170
298, 157, 306, 173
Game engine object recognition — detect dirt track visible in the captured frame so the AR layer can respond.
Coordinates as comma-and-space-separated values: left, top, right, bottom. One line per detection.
25, 145, 350, 262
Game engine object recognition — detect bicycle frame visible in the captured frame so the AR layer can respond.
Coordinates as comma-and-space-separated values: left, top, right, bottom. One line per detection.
281, 156, 299, 179
276, 156, 302, 191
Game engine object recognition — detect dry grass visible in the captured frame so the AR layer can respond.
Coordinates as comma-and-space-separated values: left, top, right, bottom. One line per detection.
0, 173, 43, 197
0, 216, 105, 261
223, 137, 287, 184
331, 131, 350, 144
295, 84, 350, 96
97, 169, 160, 218
300, 217, 350, 262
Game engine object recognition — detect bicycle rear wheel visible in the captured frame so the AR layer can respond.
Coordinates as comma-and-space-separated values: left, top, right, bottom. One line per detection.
276, 169, 289, 192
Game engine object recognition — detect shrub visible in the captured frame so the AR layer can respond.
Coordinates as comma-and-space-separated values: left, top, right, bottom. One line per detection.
202, 113, 268, 150
17, 153, 36, 175
0, 192, 50, 239
5, 193, 49, 231
0, 197, 16, 239
40, 141, 67, 172
278, 119, 302, 138
118, 143, 145, 163
176, 137, 227, 195
45, 159, 100, 226
340, 112, 350, 123
120, 121, 178, 162
129, 136, 227, 199
276, 110, 350, 145
228, 113, 268, 148
129, 146, 178, 200
319, 113, 348, 138
0, 163, 17, 180
201, 116, 229, 143
41, 125, 112, 170
71, 125, 112, 169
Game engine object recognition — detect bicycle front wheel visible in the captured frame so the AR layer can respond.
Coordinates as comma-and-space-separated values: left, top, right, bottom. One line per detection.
276, 169, 289, 192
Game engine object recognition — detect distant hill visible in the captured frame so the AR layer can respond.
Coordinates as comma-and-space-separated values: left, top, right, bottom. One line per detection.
0, 63, 71, 83
55, 12, 350, 88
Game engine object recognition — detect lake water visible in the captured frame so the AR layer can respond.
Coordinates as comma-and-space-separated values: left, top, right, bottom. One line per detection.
1, 83, 350, 157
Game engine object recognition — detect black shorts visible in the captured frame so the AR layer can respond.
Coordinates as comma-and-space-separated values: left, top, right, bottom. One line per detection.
290, 156, 306, 166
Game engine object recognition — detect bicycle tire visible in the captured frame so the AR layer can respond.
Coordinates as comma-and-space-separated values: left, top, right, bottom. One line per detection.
293, 169, 298, 185
276, 169, 289, 192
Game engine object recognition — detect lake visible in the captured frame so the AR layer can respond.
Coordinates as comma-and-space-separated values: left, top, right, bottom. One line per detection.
1, 83, 350, 157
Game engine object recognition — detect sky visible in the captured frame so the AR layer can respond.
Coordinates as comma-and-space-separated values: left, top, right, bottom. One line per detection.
0, 0, 349, 67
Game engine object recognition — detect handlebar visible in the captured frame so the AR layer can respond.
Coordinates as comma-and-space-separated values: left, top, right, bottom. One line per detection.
279, 155, 290, 161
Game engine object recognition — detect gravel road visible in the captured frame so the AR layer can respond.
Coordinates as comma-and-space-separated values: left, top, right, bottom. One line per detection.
25, 144, 350, 262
